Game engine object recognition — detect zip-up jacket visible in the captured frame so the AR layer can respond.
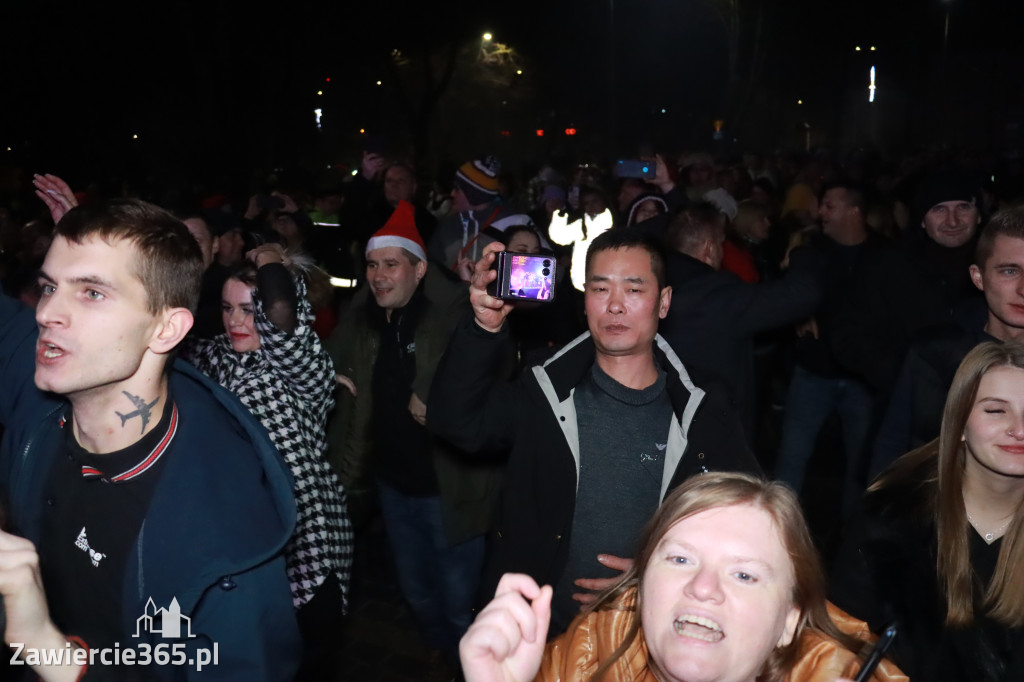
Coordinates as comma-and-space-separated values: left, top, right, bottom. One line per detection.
429, 318, 760, 602
0, 292, 301, 681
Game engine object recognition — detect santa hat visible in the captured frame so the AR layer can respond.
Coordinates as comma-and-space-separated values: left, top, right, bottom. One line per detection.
366, 200, 427, 262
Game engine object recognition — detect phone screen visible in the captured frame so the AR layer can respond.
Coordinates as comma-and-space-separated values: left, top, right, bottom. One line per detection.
507, 255, 554, 301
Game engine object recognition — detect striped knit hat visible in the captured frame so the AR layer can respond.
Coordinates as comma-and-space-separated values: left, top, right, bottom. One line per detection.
454, 156, 501, 206
365, 201, 427, 262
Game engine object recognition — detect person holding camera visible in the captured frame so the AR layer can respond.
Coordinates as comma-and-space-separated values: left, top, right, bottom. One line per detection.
429, 227, 760, 637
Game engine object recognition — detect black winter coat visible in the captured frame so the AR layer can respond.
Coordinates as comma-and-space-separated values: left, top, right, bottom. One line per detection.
831, 462, 1024, 681
659, 247, 825, 436
429, 319, 760, 605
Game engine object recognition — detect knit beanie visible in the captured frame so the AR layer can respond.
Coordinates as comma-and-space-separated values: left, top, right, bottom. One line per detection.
365, 200, 427, 262
914, 170, 982, 224
454, 156, 501, 206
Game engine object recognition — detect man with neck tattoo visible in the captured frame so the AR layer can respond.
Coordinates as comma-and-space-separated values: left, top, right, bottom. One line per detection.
0, 198, 300, 680
430, 228, 760, 635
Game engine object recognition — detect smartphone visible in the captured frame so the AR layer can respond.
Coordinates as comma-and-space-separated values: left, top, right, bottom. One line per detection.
488, 252, 556, 302
615, 159, 657, 180
853, 623, 897, 682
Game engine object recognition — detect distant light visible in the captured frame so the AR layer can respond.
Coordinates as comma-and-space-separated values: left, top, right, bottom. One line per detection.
5, 147, 10, 152
516, 69, 523, 75
359, 128, 365, 134
329, 277, 358, 288
661, 108, 666, 114
868, 65, 877, 103
351, 170, 359, 176
797, 99, 803, 105
870, 46, 877, 51
375, 80, 382, 86
483, 32, 492, 41
317, 90, 323, 96
565, 128, 577, 136
855, 46, 861, 51
536, 129, 544, 137
314, 108, 323, 129
326, 77, 331, 82
132, 134, 138, 140
500, 130, 511, 137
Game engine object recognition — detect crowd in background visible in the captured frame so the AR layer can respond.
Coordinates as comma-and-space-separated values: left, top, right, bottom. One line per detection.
2, 139, 1024, 680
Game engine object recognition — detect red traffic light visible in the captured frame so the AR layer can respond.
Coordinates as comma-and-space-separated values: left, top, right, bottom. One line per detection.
536, 129, 544, 137
565, 128, 577, 136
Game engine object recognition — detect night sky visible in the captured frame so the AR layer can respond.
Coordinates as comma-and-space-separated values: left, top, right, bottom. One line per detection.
3, 0, 1024, 187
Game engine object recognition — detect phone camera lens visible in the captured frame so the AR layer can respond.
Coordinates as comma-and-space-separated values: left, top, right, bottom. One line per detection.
543, 259, 551, 267
542, 268, 550, 276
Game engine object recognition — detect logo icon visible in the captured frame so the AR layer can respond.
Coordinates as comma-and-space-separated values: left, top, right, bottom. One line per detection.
133, 597, 194, 639
74, 527, 107, 567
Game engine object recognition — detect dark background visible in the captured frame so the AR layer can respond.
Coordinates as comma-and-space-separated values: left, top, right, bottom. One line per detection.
2, 0, 1023, 189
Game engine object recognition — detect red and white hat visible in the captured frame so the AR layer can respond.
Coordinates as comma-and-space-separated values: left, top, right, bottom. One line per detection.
365, 200, 427, 262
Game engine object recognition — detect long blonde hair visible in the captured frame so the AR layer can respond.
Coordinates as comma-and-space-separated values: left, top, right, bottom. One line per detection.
589, 473, 858, 682
872, 341, 1024, 626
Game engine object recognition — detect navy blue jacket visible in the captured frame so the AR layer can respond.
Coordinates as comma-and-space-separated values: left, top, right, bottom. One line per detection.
0, 293, 301, 680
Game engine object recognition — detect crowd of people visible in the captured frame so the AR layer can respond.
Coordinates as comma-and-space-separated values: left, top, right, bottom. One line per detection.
0, 142, 1023, 681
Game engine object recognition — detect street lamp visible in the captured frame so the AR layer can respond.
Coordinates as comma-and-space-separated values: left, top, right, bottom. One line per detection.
483, 32, 492, 41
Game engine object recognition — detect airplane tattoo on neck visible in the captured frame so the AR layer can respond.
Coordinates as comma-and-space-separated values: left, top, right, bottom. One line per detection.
116, 391, 159, 434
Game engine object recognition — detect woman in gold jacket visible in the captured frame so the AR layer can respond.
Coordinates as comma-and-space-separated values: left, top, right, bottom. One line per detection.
460, 473, 906, 682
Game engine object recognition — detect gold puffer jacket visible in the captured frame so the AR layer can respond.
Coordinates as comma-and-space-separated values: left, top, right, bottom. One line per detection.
537, 588, 908, 681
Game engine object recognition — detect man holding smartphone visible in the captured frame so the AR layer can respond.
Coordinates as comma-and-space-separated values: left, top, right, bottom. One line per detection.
430, 227, 760, 635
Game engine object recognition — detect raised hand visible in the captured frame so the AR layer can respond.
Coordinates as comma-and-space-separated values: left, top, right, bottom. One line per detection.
0, 530, 81, 681
470, 242, 515, 334
247, 243, 287, 268
33, 174, 78, 224
647, 154, 676, 194
460, 573, 552, 682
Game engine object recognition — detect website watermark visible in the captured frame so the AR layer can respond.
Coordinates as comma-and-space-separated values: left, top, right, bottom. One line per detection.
9, 642, 218, 671
10, 596, 218, 672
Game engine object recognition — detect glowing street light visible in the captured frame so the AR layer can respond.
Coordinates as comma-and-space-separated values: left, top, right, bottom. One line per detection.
482, 32, 492, 41
868, 65, 877, 102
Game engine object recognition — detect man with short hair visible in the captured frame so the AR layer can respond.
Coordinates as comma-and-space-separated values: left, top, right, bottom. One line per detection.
871, 205, 1024, 473
180, 212, 230, 339
664, 201, 727, 270
430, 227, 758, 635
327, 201, 500, 670
660, 203, 824, 439
775, 183, 887, 512
0, 199, 300, 680
363, 163, 438, 246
